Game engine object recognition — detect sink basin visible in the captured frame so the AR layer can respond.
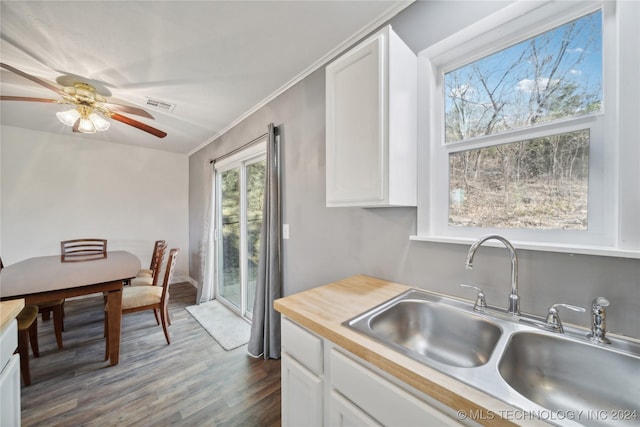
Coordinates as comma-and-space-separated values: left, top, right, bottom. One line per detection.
345, 290, 502, 368
499, 332, 640, 426
345, 288, 640, 425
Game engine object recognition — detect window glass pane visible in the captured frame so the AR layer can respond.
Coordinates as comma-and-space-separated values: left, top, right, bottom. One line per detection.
219, 168, 241, 308
449, 129, 589, 230
444, 11, 601, 143
245, 160, 266, 316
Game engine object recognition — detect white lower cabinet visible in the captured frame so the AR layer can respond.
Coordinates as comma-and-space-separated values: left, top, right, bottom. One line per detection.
281, 318, 324, 426
281, 317, 462, 427
0, 320, 20, 427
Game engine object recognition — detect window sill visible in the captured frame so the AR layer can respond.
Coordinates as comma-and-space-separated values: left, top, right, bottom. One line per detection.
409, 235, 640, 259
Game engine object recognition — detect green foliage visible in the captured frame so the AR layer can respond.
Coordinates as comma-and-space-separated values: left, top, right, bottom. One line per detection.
218, 159, 266, 301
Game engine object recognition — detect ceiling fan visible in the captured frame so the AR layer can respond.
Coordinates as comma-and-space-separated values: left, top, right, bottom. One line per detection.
0, 62, 167, 138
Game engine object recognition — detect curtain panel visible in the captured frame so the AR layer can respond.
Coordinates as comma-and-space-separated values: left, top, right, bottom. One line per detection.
248, 123, 282, 359
198, 162, 216, 304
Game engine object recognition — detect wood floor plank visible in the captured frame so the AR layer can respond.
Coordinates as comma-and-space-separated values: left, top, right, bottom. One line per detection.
20, 282, 282, 426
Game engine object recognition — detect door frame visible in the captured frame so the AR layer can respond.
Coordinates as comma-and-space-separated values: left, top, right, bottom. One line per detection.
213, 140, 266, 320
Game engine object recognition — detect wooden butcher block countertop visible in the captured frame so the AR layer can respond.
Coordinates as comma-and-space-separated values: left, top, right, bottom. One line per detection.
275, 274, 547, 427
1, 299, 25, 333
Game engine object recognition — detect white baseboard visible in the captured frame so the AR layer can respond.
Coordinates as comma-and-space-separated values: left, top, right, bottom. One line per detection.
174, 276, 198, 288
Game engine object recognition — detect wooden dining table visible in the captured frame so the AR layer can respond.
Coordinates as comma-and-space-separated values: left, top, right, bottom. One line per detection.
0, 251, 141, 366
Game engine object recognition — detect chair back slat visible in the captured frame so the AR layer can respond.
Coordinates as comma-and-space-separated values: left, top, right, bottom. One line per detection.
151, 243, 167, 286
61, 239, 107, 262
160, 249, 179, 305
149, 240, 167, 277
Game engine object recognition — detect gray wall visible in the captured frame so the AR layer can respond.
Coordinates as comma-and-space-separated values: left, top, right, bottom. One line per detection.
189, 1, 640, 338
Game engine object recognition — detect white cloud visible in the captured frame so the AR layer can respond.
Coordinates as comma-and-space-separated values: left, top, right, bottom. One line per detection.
570, 69, 582, 76
449, 84, 474, 99
516, 78, 560, 93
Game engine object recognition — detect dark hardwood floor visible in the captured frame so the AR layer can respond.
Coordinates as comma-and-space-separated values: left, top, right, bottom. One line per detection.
21, 282, 281, 426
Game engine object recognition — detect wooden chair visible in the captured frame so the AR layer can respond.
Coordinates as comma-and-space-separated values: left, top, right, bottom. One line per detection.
1, 257, 39, 386
105, 248, 179, 358
37, 300, 64, 350
131, 241, 167, 287
44, 238, 108, 348
129, 244, 170, 326
136, 240, 166, 278
60, 238, 107, 262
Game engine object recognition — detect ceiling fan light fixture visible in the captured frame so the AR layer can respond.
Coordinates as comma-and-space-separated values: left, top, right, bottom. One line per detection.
89, 112, 110, 131
1, 64, 165, 138
56, 105, 110, 133
56, 108, 81, 126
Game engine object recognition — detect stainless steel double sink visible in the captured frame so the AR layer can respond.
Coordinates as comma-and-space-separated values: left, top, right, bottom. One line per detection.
345, 289, 640, 426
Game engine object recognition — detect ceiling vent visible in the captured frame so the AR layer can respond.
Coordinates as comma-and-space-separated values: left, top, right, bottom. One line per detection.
145, 97, 176, 113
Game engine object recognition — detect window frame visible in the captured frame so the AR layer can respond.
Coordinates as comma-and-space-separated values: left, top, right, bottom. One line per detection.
413, 0, 640, 258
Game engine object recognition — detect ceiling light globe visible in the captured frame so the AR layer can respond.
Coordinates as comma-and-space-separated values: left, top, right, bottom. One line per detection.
89, 113, 111, 131
56, 109, 81, 127
78, 118, 96, 134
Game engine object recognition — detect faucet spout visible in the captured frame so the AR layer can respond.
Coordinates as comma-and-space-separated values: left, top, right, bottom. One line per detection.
465, 234, 520, 315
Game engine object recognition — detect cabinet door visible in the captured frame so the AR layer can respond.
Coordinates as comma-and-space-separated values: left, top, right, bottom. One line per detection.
281, 352, 323, 427
326, 32, 385, 205
330, 391, 382, 427
0, 354, 21, 427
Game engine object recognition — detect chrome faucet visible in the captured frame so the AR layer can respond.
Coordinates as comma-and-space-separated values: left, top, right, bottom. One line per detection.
460, 284, 487, 311
545, 303, 586, 333
587, 297, 611, 344
465, 235, 520, 315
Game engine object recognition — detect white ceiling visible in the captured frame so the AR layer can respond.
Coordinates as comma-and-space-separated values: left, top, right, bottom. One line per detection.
0, 1, 410, 154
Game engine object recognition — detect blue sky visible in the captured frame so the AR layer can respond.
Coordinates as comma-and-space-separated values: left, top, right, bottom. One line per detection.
445, 10, 602, 137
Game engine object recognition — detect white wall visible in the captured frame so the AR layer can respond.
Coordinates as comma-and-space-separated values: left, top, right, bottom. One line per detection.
1, 125, 190, 280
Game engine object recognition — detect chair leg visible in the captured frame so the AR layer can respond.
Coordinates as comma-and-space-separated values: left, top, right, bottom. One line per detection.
160, 308, 170, 345
60, 300, 65, 332
40, 302, 65, 331
17, 329, 31, 386
103, 295, 108, 338
28, 319, 40, 358
104, 314, 109, 361
52, 304, 64, 350
166, 306, 171, 326
153, 309, 160, 325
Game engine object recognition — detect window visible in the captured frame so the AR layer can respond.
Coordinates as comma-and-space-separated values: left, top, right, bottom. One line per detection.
214, 141, 266, 320
415, 1, 639, 257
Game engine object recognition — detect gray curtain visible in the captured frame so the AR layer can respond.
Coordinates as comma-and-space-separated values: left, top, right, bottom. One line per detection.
248, 123, 282, 359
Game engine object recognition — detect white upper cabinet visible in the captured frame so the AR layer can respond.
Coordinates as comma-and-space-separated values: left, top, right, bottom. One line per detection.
326, 25, 417, 207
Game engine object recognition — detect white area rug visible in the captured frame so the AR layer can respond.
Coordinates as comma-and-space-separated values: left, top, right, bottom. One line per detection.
186, 300, 251, 350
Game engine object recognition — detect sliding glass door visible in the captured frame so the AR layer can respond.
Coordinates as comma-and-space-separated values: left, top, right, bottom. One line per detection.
215, 141, 266, 320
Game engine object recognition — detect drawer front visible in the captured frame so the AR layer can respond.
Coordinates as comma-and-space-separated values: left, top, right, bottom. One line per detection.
0, 320, 18, 372
330, 349, 460, 426
330, 390, 382, 427
281, 317, 323, 374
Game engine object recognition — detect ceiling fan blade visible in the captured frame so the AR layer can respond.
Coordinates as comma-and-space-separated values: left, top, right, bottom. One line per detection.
1, 62, 66, 97
1, 95, 60, 103
101, 102, 155, 119
110, 113, 167, 138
